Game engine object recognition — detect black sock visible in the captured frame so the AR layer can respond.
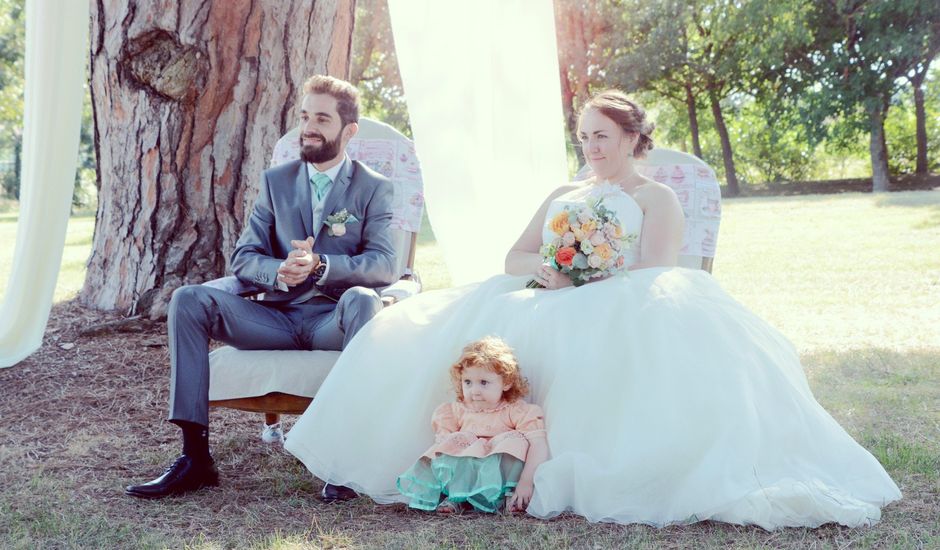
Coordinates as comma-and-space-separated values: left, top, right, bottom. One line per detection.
174, 420, 211, 462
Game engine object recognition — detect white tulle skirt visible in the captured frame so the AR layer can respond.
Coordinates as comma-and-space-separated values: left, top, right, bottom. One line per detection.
285, 268, 900, 529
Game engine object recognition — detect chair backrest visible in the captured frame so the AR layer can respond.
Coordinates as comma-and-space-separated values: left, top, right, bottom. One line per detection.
575, 148, 721, 272
270, 117, 424, 277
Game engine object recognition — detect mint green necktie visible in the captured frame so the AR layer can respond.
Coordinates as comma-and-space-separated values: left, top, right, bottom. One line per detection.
311, 172, 332, 201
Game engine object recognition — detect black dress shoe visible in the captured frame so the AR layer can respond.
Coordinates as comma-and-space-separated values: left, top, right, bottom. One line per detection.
125, 455, 219, 499
320, 483, 358, 502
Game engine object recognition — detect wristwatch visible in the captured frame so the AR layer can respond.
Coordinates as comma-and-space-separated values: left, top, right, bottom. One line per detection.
312, 255, 328, 282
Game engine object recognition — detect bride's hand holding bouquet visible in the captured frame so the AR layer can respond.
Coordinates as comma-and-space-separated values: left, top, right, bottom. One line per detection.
527, 197, 637, 289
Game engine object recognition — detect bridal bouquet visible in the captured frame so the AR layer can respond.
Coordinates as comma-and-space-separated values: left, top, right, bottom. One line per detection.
527, 198, 637, 288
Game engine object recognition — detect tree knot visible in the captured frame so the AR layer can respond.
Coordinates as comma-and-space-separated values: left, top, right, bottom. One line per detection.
120, 30, 208, 104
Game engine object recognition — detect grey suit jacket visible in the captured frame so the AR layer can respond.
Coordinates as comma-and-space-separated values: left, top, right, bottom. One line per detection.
230, 159, 400, 302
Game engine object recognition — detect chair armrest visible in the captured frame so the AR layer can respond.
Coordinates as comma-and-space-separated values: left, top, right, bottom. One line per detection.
202, 276, 263, 298
380, 277, 422, 306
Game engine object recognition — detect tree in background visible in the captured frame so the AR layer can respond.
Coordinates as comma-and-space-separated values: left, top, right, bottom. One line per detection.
902, 19, 940, 174
554, 0, 620, 165
0, 0, 96, 207
0, 0, 24, 200
82, 0, 355, 318
886, 66, 940, 174
606, 1, 704, 159
349, 0, 410, 135
795, 0, 940, 191
610, 0, 815, 195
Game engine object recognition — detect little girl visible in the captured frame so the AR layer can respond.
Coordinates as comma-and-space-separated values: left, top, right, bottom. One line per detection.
397, 336, 548, 514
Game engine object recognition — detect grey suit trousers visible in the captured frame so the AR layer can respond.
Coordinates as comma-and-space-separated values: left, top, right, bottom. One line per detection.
167, 284, 382, 426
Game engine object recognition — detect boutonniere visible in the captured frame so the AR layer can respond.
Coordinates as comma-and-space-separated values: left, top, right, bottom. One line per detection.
324, 208, 359, 236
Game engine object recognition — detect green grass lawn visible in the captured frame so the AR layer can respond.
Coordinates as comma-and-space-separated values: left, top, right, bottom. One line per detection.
0, 190, 938, 548
0, 212, 95, 304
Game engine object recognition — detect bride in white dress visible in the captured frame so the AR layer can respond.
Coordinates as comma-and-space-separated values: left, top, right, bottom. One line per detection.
285, 90, 900, 529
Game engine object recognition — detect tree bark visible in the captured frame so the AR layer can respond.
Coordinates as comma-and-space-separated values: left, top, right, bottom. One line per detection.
83, 0, 355, 319
869, 104, 890, 192
912, 72, 929, 174
709, 89, 739, 196
685, 83, 702, 159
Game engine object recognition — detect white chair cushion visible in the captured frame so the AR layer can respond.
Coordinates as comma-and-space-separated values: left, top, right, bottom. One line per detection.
208, 347, 339, 401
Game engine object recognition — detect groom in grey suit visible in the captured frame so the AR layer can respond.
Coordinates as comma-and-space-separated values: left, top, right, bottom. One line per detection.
126, 75, 400, 500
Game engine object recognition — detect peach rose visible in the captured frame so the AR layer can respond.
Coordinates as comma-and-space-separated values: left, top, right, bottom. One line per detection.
549, 212, 570, 235
580, 220, 597, 236
555, 246, 577, 266
594, 243, 613, 261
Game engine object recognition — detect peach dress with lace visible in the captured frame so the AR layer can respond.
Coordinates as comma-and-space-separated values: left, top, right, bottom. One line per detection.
397, 399, 545, 512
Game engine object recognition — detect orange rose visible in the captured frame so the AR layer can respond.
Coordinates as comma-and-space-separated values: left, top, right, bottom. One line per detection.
594, 243, 613, 261
549, 212, 570, 235
555, 246, 577, 266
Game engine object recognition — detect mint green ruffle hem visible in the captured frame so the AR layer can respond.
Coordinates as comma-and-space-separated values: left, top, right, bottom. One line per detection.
397, 453, 525, 513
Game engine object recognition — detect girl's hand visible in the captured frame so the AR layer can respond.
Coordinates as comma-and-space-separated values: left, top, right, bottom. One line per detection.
532, 263, 573, 290
507, 481, 534, 513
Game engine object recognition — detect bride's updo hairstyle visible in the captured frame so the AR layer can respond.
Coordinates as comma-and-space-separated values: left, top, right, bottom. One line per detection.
450, 336, 529, 403
581, 90, 655, 159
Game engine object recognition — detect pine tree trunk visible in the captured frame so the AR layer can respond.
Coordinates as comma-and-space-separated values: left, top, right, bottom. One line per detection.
686, 83, 702, 159
709, 90, 739, 196
82, 0, 355, 319
870, 105, 891, 193
912, 73, 928, 175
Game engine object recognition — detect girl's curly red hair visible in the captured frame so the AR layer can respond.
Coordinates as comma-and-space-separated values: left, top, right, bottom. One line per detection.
450, 336, 529, 403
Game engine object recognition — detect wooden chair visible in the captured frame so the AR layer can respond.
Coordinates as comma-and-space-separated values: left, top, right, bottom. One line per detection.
206, 117, 425, 431
576, 148, 722, 272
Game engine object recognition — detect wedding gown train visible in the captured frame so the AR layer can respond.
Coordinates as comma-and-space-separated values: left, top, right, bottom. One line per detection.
284, 182, 900, 529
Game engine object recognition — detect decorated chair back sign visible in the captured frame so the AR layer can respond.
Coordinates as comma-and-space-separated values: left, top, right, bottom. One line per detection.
576, 148, 721, 272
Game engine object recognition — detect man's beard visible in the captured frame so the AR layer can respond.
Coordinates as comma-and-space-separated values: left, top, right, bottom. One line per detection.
299, 130, 343, 163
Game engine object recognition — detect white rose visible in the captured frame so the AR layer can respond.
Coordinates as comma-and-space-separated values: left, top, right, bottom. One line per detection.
588, 253, 602, 268
580, 240, 594, 254
562, 231, 576, 246
590, 232, 607, 246
331, 223, 346, 236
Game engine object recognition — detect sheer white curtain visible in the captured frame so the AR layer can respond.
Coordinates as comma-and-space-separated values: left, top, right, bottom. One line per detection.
388, 0, 568, 285
0, 0, 89, 368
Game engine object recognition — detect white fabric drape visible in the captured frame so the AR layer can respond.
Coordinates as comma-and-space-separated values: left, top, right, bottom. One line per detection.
388, 0, 568, 284
0, 0, 89, 368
